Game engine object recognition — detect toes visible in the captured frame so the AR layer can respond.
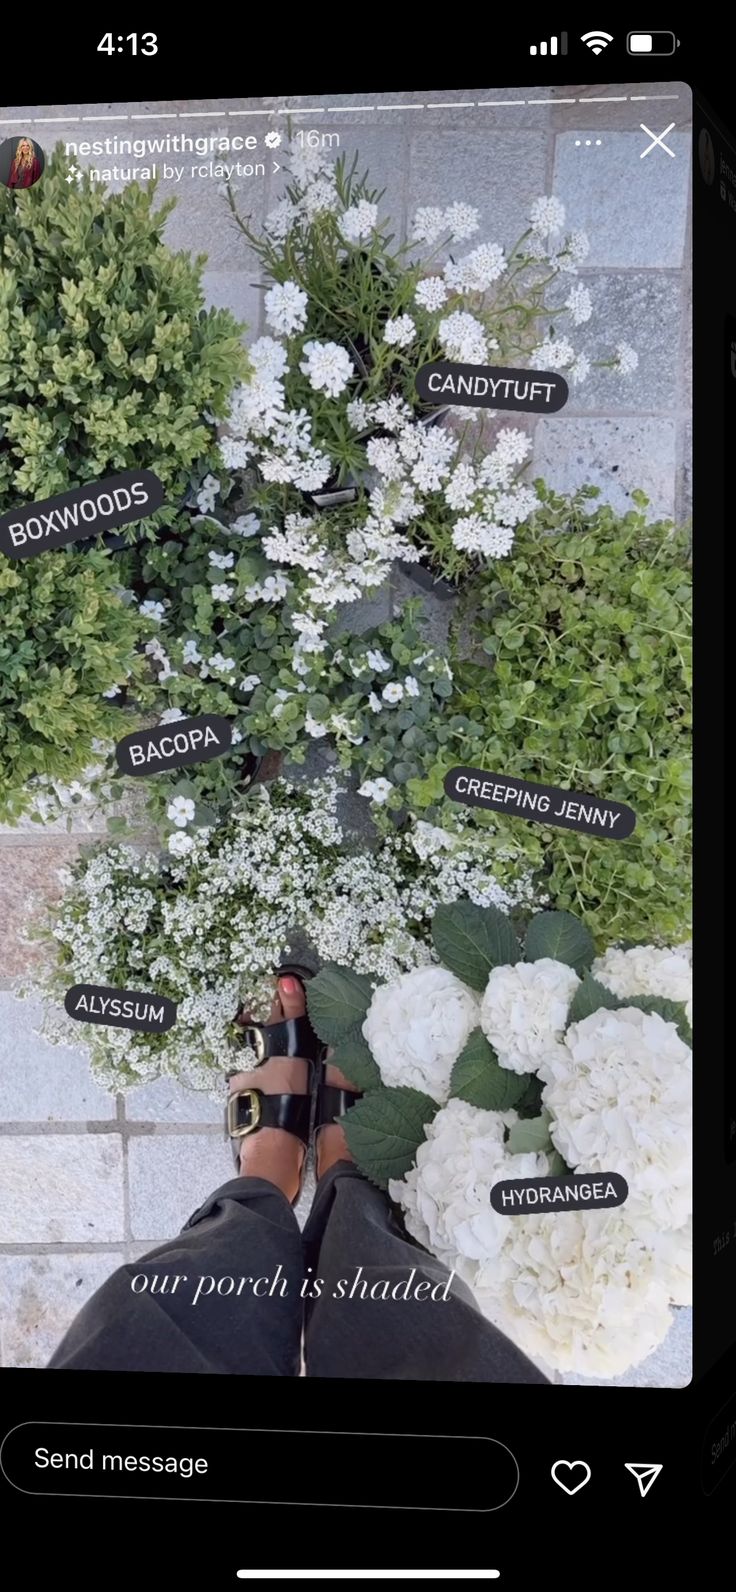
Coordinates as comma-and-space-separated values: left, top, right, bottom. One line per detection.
276, 973, 306, 1020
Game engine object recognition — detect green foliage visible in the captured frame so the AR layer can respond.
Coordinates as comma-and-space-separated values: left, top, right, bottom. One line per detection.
450, 1028, 530, 1111
411, 488, 692, 946
0, 550, 144, 820
566, 974, 692, 1045
307, 963, 374, 1045
0, 145, 246, 528
341, 1085, 438, 1188
507, 1110, 554, 1155
524, 910, 595, 973
431, 900, 520, 991
328, 1033, 382, 1091
566, 974, 620, 1024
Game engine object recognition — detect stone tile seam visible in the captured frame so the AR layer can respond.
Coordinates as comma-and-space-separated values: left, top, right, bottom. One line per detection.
0, 1122, 224, 1136
0, 95, 683, 127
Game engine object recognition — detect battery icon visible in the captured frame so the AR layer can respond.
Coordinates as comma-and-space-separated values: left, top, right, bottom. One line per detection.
627, 30, 679, 54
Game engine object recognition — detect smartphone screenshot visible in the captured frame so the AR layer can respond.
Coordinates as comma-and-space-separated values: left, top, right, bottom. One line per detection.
0, 30, 729, 1587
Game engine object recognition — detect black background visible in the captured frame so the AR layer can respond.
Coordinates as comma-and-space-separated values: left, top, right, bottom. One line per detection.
0, 23, 730, 1587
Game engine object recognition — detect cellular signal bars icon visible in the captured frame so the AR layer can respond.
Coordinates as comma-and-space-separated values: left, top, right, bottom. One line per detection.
530, 33, 568, 55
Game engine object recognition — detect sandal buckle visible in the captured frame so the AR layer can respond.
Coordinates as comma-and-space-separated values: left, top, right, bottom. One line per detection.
243, 1024, 267, 1064
227, 1089, 262, 1138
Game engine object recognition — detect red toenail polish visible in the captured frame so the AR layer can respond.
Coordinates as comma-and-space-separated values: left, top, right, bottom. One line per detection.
279, 976, 298, 993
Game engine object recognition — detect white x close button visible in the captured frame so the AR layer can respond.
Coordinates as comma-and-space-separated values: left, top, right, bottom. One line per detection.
640, 122, 676, 158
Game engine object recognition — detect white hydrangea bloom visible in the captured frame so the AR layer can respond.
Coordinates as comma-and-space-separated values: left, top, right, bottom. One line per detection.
480, 959, 581, 1073
364, 969, 481, 1102
592, 943, 692, 1025
539, 1007, 692, 1231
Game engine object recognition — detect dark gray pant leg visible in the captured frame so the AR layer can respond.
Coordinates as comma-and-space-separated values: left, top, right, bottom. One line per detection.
48, 1177, 303, 1376
302, 1163, 549, 1384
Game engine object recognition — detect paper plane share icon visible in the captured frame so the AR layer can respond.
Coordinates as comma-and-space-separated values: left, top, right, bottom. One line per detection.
624, 1462, 663, 1497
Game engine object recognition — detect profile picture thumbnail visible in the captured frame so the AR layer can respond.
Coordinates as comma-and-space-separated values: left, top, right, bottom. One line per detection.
698, 127, 716, 186
0, 134, 45, 190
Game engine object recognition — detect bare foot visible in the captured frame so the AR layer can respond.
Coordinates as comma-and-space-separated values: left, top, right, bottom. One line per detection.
316, 1060, 359, 1181
228, 974, 310, 1203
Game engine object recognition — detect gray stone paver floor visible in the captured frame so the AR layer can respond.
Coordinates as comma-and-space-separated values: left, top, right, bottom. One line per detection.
0, 85, 692, 1384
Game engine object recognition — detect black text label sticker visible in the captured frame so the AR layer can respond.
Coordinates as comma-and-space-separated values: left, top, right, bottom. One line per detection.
64, 984, 177, 1033
416, 361, 569, 413
0, 470, 165, 559
444, 767, 636, 839
116, 713, 233, 777
491, 1172, 629, 1215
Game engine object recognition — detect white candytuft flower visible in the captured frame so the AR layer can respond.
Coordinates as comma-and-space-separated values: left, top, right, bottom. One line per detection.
529, 195, 566, 234
264, 280, 308, 337
299, 339, 354, 397
364, 969, 481, 1101
615, 341, 639, 375
415, 276, 449, 311
565, 283, 593, 324
438, 309, 487, 364
444, 242, 506, 293
480, 958, 581, 1073
339, 200, 378, 243
383, 315, 416, 348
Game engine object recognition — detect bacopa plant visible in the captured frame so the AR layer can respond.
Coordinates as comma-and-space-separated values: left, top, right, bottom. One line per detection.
0, 144, 247, 533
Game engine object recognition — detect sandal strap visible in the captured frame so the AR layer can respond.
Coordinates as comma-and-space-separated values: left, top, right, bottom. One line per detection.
241, 1014, 323, 1065
227, 1088, 311, 1148
315, 1081, 363, 1129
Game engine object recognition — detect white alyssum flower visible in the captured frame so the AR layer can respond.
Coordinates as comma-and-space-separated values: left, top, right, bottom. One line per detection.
339, 199, 378, 243
615, 341, 639, 375
364, 968, 481, 1102
210, 583, 234, 602
592, 944, 692, 1025
529, 195, 566, 235
481, 958, 581, 1073
139, 600, 165, 623
383, 315, 416, 348
415, 276, 448, 311
358, 777, 394, 804
264, 279, 308, 337
539, 1006, 692, 1231
382, 681, 404, 704
167, 797, 196, 829
300, 339, 354, 398
168, 831, 195, 858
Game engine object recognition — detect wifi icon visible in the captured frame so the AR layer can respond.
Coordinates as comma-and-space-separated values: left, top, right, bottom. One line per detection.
581, 29, 614, 54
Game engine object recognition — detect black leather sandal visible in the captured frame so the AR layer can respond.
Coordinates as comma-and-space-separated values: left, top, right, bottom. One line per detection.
314, 1061, 364, 1167
226, 964, 324, 1178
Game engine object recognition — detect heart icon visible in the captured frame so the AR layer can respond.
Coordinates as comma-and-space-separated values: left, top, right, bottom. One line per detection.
551, 1459, 591, 1495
